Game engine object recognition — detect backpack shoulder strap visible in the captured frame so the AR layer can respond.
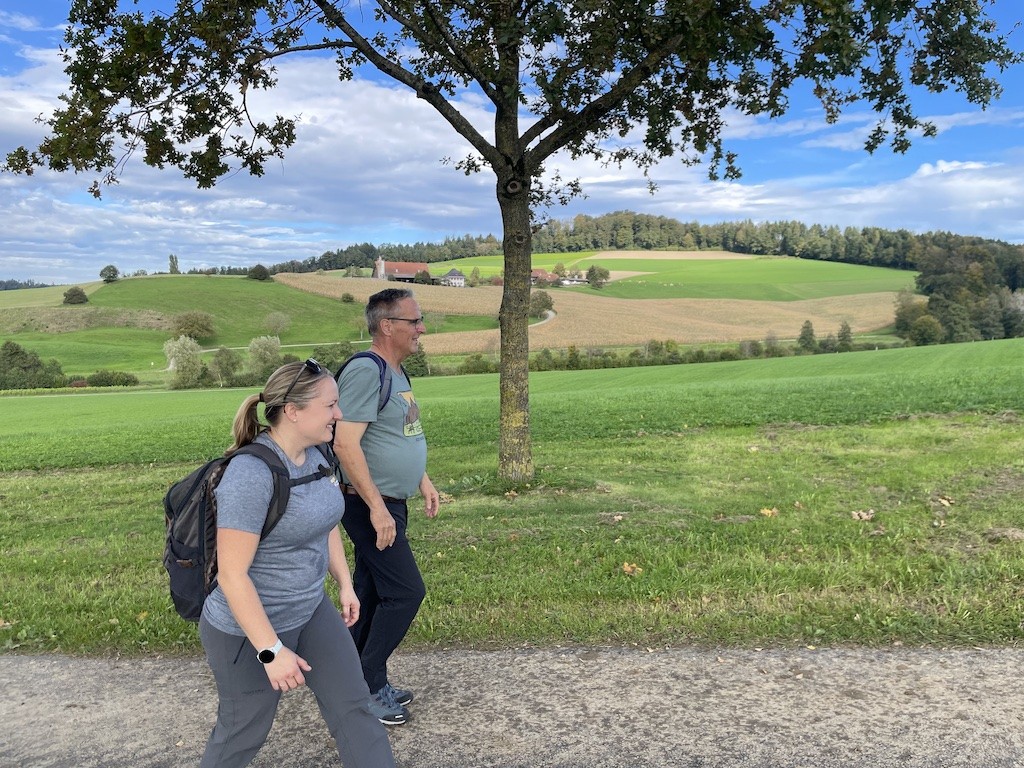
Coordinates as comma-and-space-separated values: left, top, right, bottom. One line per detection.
290, 443, 340, 490
335, 350, 392, 413
230, 442, 290, 539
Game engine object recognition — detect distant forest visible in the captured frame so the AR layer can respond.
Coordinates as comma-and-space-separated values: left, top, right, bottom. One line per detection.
1, 278, 54, 291
254, 211, 1024, 290
257, 210, 1022, 346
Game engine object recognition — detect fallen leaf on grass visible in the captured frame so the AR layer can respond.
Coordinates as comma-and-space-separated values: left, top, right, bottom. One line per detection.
622, 562, 643, 576
760, 507, 779, 518
850, 509, 875, 521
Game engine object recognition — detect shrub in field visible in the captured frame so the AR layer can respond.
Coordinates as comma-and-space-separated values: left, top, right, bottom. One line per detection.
62, 287, 88, 305
798, 320, 817, 353
247, 264, 271, 281
910, 315, 944, 346
586, 265, 610, 289
264, 311, 290, 336
459, 353, 496, 374
838, 321, 854, 352
529, 289, 553, 318
404, 350, 430, 377
533, 348, 558, 371
0, 340, 66, 389
171, 311, 215, 341
208, 346, 242, 387
85, 370, 140, 387
739, 340, 764, 359
163, 335, 203, 389
247, 335, 282, 379
309, 344, 349, 373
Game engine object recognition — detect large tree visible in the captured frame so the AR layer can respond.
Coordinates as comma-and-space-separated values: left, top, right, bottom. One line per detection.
5, 0, 1019, 482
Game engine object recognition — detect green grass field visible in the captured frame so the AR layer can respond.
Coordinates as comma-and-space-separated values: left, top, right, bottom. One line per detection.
0, 275, 499, 379
443, 251, 916, 300
3, 340, 1024, 654
572, 256, 915, 300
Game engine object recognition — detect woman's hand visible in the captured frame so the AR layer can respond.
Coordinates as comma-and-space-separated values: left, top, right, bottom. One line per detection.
263, 647, 312, 691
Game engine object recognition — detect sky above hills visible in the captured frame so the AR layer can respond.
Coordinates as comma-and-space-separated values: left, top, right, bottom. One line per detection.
1, 4, 1023, 286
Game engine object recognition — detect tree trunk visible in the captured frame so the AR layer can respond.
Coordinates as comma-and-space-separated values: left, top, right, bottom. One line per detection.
496, 176, 534, 484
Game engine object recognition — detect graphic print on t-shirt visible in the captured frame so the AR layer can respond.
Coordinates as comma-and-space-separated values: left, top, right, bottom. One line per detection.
401, 392, 424, 437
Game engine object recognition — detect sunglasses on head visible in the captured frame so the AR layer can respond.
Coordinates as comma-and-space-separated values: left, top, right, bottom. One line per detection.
282, 358, 326, 403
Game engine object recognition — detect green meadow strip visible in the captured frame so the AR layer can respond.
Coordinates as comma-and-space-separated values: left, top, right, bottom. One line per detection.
3, 341, 1024, 654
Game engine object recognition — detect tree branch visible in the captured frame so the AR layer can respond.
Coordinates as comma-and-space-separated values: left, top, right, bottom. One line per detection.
310, 0, 503, 168
527, 31, 686, 167
256, 40, 354, 62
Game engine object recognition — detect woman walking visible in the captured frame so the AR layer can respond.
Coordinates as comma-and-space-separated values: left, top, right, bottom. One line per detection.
198, 359, 396, 767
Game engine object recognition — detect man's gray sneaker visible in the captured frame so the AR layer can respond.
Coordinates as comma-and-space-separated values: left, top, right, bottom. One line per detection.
368, 685, 409, 726
384, 682, 414, 707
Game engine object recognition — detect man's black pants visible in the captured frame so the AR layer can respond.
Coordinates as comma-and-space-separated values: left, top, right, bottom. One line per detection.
340, 493, 426, 693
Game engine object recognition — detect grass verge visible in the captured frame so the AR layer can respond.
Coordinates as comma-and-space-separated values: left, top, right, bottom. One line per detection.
3, 343, 1024, 655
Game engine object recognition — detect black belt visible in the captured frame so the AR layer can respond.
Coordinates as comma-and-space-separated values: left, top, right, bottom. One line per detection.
340, 483, 404, 505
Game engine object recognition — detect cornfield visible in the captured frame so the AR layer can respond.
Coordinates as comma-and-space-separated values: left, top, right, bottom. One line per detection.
274, 263, 898, 355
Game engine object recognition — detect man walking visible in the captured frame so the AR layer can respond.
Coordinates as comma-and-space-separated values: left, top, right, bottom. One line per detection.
333, 288, 440, 726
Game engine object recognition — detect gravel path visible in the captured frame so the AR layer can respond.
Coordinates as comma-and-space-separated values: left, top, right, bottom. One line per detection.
4, 647, 1023, 767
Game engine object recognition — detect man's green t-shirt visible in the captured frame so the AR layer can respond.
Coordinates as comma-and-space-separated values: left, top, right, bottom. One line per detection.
337, 356, 427, 500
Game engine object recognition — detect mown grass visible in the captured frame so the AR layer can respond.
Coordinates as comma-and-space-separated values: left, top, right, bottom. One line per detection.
442, 251, 915, 300
3, 340, 1024, 655
0, 282, 105, 308
572, 256, 915, 300
1, 275, 500, 379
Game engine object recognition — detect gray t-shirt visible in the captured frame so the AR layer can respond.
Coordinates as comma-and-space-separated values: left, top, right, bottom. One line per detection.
200, 434, 345, 635
337, 356, 427, 499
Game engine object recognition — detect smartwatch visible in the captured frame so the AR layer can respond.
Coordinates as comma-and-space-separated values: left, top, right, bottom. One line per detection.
256, 639, 283, 664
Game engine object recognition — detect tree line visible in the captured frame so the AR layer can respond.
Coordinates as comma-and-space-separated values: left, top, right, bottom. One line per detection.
185, 235, 504, 277
530, 212, 1023, 276
1, 279, 54, 291
247, 214, 1022, 281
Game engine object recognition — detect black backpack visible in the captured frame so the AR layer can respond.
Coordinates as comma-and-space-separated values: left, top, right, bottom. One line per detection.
334, 350, 408, 413
162, 441, 338, 622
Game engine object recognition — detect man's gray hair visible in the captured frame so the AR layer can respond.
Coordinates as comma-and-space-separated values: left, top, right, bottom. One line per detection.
366, 287, 415, 335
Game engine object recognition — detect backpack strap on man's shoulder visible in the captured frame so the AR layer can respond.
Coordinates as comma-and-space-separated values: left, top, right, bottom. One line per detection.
335, 350, 392, 413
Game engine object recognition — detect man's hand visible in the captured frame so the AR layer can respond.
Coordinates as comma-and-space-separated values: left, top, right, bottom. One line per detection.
421, 475, 440, 519
370, 504, 397, 550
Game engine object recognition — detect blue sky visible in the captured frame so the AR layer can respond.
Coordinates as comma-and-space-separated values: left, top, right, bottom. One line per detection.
2, 3, 1023, 286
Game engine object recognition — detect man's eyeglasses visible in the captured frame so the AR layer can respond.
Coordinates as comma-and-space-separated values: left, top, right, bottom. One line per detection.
282, 358, 326, 403
386, 316, 424, 326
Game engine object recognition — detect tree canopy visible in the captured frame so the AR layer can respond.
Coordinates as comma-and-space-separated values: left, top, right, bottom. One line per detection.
5, 0, 1019, 482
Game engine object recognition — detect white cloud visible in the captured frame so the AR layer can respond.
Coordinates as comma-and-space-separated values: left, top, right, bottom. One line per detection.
1, 33, 1023, 285
0, 12, 46, 33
